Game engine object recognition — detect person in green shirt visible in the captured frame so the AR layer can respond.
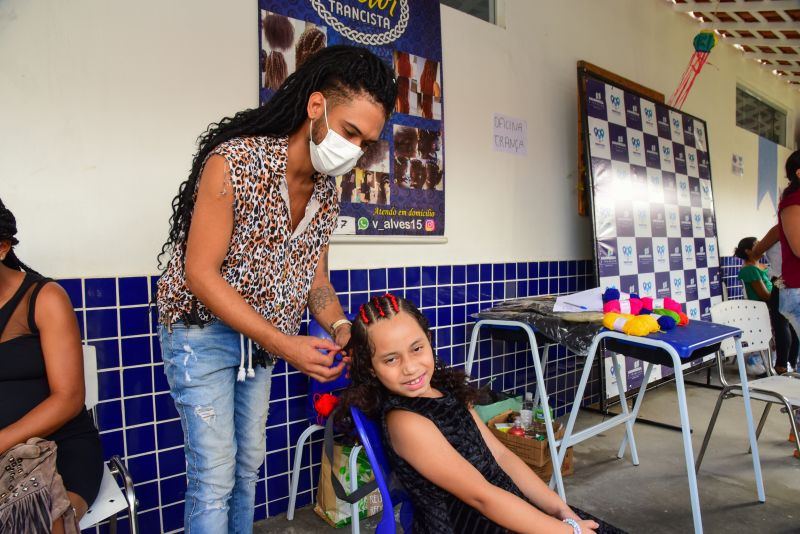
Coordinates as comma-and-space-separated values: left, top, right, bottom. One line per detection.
735, 236, 782, 376
736, 237, 773, 301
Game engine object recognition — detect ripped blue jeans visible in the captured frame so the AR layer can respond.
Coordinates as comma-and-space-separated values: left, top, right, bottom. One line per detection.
159, 320, 273, 534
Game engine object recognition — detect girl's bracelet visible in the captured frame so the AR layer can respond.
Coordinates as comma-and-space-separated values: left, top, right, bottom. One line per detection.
563, 518, 581, 534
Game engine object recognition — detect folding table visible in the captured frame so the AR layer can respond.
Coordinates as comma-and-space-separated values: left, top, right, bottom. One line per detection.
469, 298, 766, 534
555, 321, 765, 534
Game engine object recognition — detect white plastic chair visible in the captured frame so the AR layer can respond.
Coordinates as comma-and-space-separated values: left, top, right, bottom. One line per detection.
79, 344, 139, 533
696, 300, 800, 470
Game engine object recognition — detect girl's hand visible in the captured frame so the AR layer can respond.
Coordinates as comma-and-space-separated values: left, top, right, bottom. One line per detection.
575, 519, 599, 534
556, 506, 599, 533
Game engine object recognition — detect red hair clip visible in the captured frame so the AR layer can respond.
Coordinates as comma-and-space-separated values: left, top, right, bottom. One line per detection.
359, 304, 370, 324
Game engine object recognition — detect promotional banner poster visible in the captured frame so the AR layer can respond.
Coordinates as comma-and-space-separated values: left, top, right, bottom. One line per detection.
259, 0, 445, 236
583, 73, 722, 399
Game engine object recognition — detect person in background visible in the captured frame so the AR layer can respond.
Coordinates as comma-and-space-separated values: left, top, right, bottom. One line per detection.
777, 150, 800, 455
734, 236, 782, 376
0, 199, 103, 533
155, 45, 396, 533
752, 224, 798, 375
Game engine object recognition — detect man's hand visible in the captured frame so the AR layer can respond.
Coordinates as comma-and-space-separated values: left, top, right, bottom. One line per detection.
276, 335, 346, 382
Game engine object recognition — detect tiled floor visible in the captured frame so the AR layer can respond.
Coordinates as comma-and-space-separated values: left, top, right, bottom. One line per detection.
256, 364, 800, 533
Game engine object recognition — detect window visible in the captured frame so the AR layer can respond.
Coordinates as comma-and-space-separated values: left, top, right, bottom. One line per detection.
440, 0, 499, 25
736, 86, 787, 146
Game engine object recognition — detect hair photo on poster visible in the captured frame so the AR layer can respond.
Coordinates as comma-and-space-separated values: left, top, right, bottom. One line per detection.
261, 11, 327, 92
393, 51, 442, 120
336, 140, 391, 204
393, 125, 443, 191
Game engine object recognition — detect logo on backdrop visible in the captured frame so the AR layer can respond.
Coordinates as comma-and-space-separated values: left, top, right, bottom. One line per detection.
656, 272, 672, 298
311, 0, 410, 45
625, 94, 642, 130
645, 135, 661, 168
685, 272, 698, 300
709, 269, 721, 293
669, 239, 683, 270
593, 126, 606, 141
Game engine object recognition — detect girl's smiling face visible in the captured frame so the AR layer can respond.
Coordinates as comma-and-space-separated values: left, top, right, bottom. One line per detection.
368, 311, 436, 398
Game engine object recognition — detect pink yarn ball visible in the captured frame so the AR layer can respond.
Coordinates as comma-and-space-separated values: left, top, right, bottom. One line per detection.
603, 298, 643, 315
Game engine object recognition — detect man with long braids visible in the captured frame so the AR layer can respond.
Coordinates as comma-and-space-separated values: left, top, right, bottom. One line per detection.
156, 45, 397, 533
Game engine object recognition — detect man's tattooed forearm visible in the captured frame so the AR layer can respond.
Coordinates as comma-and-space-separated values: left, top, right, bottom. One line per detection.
308, 286, 337, 314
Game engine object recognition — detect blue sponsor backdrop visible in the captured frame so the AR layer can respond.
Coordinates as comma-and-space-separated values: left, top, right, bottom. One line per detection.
259, 0, 445, 236
582, 73, 723, 399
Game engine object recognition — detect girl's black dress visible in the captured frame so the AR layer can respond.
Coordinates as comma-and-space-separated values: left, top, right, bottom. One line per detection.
381, 391, 626, 534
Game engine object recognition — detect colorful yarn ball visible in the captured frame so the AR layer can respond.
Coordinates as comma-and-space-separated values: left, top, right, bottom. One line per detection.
653, 308, 689, 326
653, 309, 679, 322
641, 297, 682, 313
602, 287, 621, 303
603, 313, 660, 336
603, 298, 643, 315
657, 315, 677, 331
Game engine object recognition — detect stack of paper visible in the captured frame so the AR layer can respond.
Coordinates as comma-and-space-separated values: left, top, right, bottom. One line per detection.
553, 287, 629, 313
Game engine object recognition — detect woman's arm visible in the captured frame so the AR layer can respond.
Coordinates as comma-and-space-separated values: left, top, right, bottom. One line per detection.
781, 205, 800, 257
308, 246, 351, 349
183, 155, 343, 382
0, 283, 85, 453
387, 410, 597, 534
749, 280, 772, 301
752, 224, 780, 258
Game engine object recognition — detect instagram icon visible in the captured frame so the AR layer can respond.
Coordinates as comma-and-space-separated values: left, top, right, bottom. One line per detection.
424, 219, 436, 232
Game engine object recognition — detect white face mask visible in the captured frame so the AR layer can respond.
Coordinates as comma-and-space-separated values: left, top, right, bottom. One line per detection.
309, 99, 364, 176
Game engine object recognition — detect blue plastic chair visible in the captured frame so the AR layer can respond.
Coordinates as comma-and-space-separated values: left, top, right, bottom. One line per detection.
287, 319, 352, 521
350, 406, 415, 534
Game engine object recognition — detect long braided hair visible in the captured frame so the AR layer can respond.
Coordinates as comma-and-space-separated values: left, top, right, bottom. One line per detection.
335, 294, 478, 432
0, 199, 39, 275
157, 45, 397, 268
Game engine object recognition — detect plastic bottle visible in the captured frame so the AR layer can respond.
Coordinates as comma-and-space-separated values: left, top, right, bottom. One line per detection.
520, 392, 534, 429
508, 417, 526, 437
532, 406, 554, 438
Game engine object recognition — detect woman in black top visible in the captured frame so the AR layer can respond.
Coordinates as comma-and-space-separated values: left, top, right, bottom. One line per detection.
0, 199, 103, 532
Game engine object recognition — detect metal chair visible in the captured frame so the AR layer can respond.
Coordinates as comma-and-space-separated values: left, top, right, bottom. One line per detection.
696, 300, 800, 471
350, 406, 414, 534
79, 344, 139, 533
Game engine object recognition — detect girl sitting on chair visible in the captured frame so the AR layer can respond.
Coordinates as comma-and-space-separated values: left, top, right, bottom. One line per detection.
337, 294, 619, 534
0, 199, 103, 533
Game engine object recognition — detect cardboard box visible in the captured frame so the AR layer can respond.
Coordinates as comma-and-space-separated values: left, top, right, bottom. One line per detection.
487, 410, 574, 479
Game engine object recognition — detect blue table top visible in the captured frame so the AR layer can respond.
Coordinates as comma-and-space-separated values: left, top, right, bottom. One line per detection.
603, 320, 742, 359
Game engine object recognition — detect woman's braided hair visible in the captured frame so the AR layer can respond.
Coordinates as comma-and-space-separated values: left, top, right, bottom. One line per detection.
0, 199, 39, 274
157, 45, 397, 268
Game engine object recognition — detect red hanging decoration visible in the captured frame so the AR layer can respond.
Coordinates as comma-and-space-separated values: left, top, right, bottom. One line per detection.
668, 31, 718, 109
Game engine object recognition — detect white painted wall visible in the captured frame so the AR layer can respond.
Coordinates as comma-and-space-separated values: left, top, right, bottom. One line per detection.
1, 0, 798, 277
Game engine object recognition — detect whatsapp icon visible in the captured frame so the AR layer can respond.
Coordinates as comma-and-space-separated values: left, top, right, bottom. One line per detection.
357, 217, 369, 231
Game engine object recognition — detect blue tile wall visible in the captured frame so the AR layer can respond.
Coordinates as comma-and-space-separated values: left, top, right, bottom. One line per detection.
73, 260, 600, 533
